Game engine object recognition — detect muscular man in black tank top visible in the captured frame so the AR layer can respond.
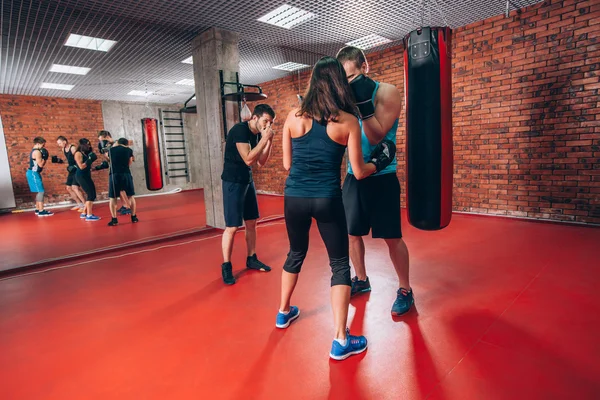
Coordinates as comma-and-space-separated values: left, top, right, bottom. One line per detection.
56, 136, 86, 212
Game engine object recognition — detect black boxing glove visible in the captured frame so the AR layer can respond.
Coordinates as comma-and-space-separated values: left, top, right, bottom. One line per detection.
94, 161, 109, 171
99, 140, 112, 154
350, 74, 377, 120
367, 139, 396, 173
51, 155, 63, 164
40, 148, 49, 161
86, 152, 98, 166
67, 165, 77, 173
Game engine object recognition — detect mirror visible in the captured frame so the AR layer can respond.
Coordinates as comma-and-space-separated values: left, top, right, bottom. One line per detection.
0, 100, 208, 272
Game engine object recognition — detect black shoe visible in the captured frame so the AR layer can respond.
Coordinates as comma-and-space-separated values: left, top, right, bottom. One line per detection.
246, 254, 271, 272
108, 218, 118, 226
131, 215, 139, 223
222, 262, 236, 285
350, 276, 371, 297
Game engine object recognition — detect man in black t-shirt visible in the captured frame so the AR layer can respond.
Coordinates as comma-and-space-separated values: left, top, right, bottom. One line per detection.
220, 104, 276, 285
107, 138, 139, 226
98, 130, 132, 215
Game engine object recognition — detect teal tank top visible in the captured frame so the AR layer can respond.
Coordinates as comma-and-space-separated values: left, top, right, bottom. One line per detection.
347, 81, 398, 176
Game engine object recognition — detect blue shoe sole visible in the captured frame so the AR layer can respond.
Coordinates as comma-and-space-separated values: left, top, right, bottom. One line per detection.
329, 344, 368, 361
275, 310, 300, 329
391, 301, 414, 316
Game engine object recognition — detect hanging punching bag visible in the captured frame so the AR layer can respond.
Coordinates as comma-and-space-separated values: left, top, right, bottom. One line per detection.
404, 26, 453, 230
142, 118, 164, 191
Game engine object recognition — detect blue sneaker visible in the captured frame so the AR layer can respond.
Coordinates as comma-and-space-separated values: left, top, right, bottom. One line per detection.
391, 288, 414, 316
80, 213, 87, 219
329, 328, 368, 361
85, 215, 101, 222
276, 306, 300, 328
37, 210, 54, 217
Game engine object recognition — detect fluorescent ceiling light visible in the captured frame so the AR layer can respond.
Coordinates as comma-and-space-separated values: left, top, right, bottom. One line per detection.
346, 34, 392, 50
40, 82, 74, 91
65, 33, 117, 52
176, 79, 195, 86
258, 4, 315, 29
181, 56, 193, 64
273, 62, 310, 71
128, 90, 150, 96
49, 64, 91, 75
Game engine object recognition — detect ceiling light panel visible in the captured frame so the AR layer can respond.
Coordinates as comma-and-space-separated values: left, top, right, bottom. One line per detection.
64, 33, 117, 52
128, 90, 150, 96
40, 83, 74, 91
49, 64, 91, 75
258, 5, 315, 29
346, 34, 392, 50
181, 56, 193, 64
272, 62, 310, 71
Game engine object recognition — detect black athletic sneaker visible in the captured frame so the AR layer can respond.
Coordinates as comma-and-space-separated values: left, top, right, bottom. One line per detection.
246, 254, 271, 272
108, 218, 118, 226
131, 215, 139, 223
222, 262, 236, 285
350, 276, 371, 297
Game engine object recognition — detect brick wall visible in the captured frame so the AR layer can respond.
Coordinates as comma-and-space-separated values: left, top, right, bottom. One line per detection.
253, 0, 600, 225
0, 95, 107, 208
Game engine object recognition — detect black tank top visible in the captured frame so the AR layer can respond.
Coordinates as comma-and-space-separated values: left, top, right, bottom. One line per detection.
75, 151, 90, 172
284, 119, 346, 198
29, 149, 43, 173
64, 145, 76, 167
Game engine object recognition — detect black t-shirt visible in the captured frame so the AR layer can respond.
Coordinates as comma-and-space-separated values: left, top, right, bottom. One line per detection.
108, 145, 133, 174
221, 122, 260, 184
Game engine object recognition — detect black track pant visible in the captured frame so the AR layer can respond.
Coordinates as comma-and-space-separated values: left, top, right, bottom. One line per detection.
283, 196, 351, 287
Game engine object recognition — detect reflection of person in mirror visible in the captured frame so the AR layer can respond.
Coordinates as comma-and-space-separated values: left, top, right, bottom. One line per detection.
107, 138, 138, 226
56, 135, 86, 212
74, 138, 100, 221
26, 136, 53, 217
97, 130, 131, 215
219, 104, 276, 285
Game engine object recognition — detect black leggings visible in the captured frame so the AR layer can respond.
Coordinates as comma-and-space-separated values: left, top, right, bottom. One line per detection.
283, 196, 351, 287
76, 169, 96, 202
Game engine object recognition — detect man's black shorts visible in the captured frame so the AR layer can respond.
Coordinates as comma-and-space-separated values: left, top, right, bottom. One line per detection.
342, 172, 402, 239
222, 180, 260, 228
66, 172, 79, 186
109, 172, 135, 199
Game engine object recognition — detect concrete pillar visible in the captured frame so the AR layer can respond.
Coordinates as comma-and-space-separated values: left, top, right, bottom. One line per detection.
192, 27, 240, 229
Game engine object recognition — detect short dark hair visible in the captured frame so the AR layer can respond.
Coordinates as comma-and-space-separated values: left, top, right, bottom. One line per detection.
98, 130, 112, 138
56, 136, 68, 142
33, 137, 46, 144
336, 46, 367, 69
252, 104, 275, 119
117, 138, 129, 146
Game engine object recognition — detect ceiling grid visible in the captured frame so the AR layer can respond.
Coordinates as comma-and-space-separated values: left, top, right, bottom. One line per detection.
0, 0, 543, 103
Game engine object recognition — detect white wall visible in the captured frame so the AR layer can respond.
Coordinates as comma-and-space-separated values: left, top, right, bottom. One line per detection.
0, 113, 16, 209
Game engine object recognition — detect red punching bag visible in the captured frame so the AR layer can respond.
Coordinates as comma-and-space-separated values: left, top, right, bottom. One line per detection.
404, 26, 453, 230
142, 118, 164, 191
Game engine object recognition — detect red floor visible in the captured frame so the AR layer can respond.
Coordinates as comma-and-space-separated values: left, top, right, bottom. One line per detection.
0, 206, 599, 399
0, 190, 284, 271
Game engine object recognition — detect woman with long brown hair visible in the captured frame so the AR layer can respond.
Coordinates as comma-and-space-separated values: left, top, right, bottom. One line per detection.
74, 138, 101, 221
275, 56, 396, 360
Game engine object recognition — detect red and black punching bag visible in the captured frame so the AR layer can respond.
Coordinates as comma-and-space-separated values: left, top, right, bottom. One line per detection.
403, 27, 453, 230
141, 118, 164, 191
